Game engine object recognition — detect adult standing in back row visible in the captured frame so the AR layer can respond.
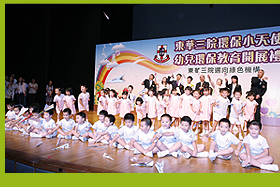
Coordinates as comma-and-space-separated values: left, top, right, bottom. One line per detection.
28, 78, 38, 106
250, 69, 267, 122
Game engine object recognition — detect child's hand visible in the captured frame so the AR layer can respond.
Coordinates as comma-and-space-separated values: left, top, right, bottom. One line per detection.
234, 149, 240, 156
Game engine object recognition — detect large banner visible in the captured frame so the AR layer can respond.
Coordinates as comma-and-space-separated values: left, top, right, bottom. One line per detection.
95, 26, 280, 125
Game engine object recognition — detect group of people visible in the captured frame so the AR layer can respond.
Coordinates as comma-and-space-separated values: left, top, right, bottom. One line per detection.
5, 69, 277, 172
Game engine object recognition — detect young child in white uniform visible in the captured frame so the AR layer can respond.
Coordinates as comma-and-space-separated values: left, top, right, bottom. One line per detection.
202, 118, 242, 162
119, 91, 133, 127
135, 97, 146, 128
154, 114, 181, 158
63, 88, 76, 118
239, 121, 279, 172
109, 113, 138, 149
51, 108, 76, 140
78, 85, 90, 121
175, 116, 208, 159
229, 90, 244, 140
131, 117, 156, 157
97, 89, 107, 115
5, 102, 15, 124
72, 112, 94, 142
53, 88, 65, 122
146, 89, 157, 130
199, 87, 213, 136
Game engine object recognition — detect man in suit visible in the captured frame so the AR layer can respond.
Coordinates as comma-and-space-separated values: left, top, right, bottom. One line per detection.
166, 73, 184, 94
250, 69, 268, 122
142, 74, 157, 93
195, 75, 209, 95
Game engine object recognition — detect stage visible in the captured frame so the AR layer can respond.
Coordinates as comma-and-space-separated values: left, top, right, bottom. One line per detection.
5, 111, 280, 173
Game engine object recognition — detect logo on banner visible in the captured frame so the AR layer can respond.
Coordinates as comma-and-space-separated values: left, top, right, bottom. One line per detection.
154, 45, 170, 63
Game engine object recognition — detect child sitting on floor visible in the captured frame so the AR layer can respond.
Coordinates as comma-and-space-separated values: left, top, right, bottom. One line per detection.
131, 117, 156, 157
239, 120, 279, 172
109, 113, 138, 149
72, 112, 95, 142
202, 118, 242, 162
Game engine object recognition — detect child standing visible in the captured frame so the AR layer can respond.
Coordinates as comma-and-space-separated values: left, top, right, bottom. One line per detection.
155, 114, 181, 158
107, 89, 119, 117
72, 112, 95, 142
109, 113, 139, 149
156, 93, 166, 122
63, 87, 76, 118
128, 85, 136, 111
89, 114, 118, 145
53, 88, 65, 122
199, 87, 213, 136
190, 90, 202, 134
175, 116, 208, 158
135, 97, 146, 128
212, 88, 230, 132
243, 91, 258, 132
179, 86, 193, 119
78, 85, 90, 121
131, 117, 157, 157
50, 108, 76, 140
239, 121, 279, 172
169, 89, 181, 128
202, 118, 242, 162
229, 90, 244, 140
146, 89, 157, 130
119, 91, 133, 127
97, 89, 108, 115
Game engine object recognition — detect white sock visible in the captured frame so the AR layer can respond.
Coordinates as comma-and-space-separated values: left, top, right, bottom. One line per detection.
196, 151, 209, 158
260, 164, 279, 172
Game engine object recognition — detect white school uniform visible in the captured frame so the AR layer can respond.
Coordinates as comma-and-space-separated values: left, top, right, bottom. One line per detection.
174, 128, 196, 149
92, 120, 107, 134
147, 96, 158, 118
28, 118, 43, 129
97, 96, 107, 115
6, 110, 16, 120
107, 97, 118, 115
157, 126, 177, 148
78, 92, 90, 111
119, 98, 132, 118
179, 94, 193, 118
240, 134, 269, 156
53, 94, 65, 114
58, 118, 76, 132
117, 125, 139, 143
213, 96, 230, 121
42, 118, 57, 137
63, 95, 76, 115
157, 97, 167, 120
168, 94, 180, 118
104, 125, 119, 139
133, 129, 156, 149
210, 130, 240, 151
76, 121, 93, 136
136, 103, 146, 120
229, 98, 244, 125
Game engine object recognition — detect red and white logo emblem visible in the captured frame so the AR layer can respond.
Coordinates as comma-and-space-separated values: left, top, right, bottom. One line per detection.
154, 45, 170, 63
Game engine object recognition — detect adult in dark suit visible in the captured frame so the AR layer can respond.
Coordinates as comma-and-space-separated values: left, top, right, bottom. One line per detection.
250, 69, 268, 122
166, 73, 184, 94
142, 74, 157, 93
195, 75, 209, 95
225, 75, 242, 102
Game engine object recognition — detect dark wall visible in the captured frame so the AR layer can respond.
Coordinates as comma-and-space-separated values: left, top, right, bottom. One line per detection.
5, 4, 133, 110
133, 4, 280, 40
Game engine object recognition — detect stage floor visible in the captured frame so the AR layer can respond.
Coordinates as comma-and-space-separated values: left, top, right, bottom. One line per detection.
5, 111, 280, 173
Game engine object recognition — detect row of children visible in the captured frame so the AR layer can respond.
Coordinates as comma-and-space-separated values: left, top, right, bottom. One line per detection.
98, 84, 258, 141
5, 103, 278, 172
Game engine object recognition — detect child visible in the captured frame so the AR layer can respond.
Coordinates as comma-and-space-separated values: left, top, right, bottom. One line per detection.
89, 114, 118, 145
5, 102, 15, 123
156, 93, 166, 122
239, 121, 279, 172
97, 89, 108, 115
53, 88, 65, 122
208, 75, 223, 99
22, 107, 42, 135
78, 85, 90, 121
119, 91, 133, 127
243, 91, 258, 132
92, 110, 108, 136
175, 116, 208, 158
63, 87, 76, 118
131, 117, 157, 157
30, 109, 57, 138
50, 108, 76, 140
72, 112, 95, 142
135, 97, 146, 128
146, 89, 157, 130
199, 87, 213, 136
229, 90, 244, 140
185, 76, 194, 90
154, 114, 181, 158
107, 89, 119, 117
109, 113, 138, 149
5, 105, 23, 130
212, 88, 230, 132
202, 118, 242, 162
168, 89, 181, 128
179, 86, 193, 119
128, 85, 136, 111
190, 90, 202, 134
